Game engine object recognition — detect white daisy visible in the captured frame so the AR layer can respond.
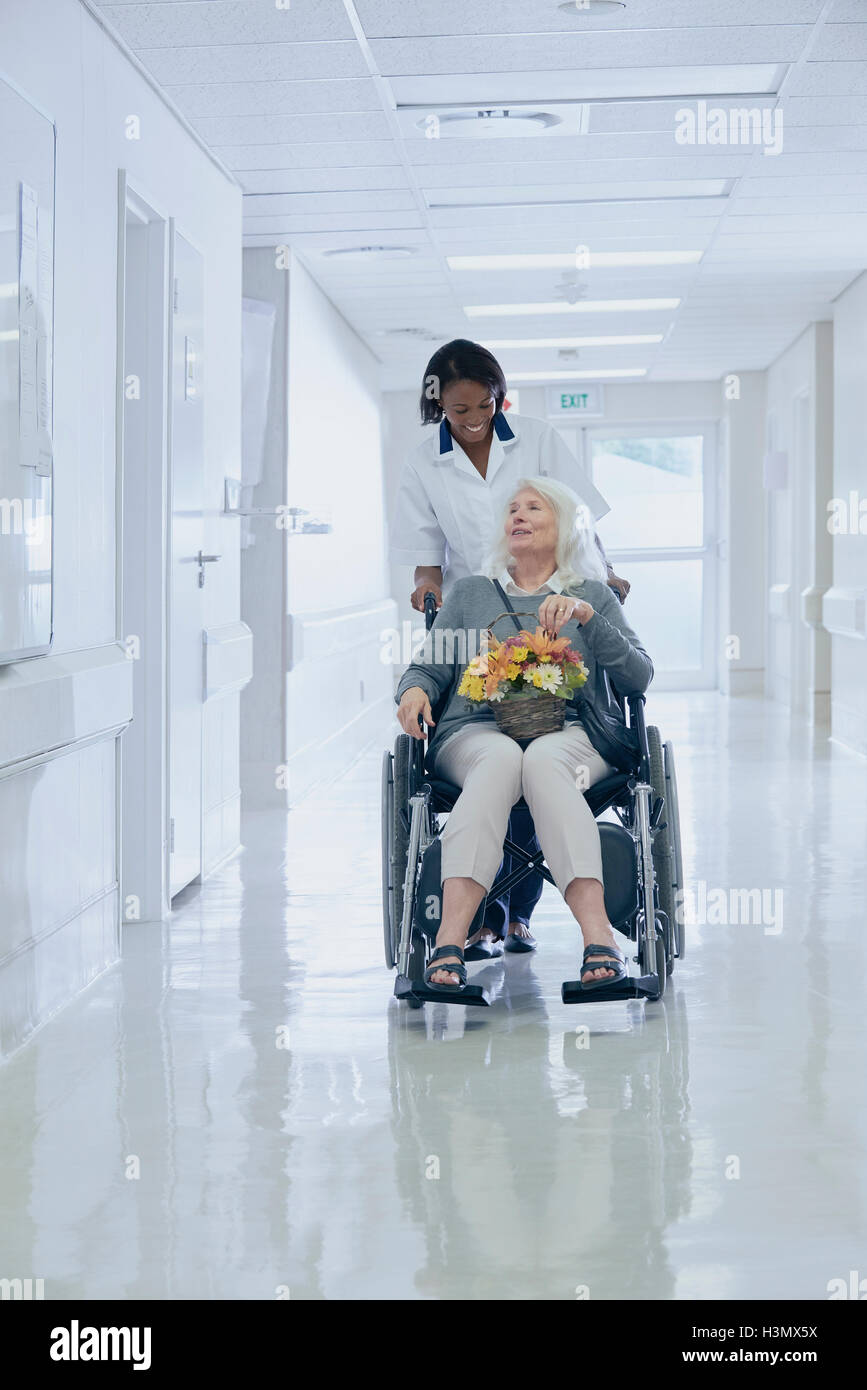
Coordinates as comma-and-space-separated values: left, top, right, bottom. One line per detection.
536, 663, 563, 694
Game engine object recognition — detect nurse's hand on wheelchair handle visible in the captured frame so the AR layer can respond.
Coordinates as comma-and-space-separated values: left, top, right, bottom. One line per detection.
410, 579, 443, 612
608, 572, 631, 604
538, 594, 595, 636
397, 687, 435, 740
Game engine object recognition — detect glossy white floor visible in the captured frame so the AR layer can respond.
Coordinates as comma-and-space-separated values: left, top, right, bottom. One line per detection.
1, 693, 865, 1301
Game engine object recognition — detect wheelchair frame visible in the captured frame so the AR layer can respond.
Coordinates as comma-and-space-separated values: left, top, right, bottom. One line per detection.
383, 594, 683, 1008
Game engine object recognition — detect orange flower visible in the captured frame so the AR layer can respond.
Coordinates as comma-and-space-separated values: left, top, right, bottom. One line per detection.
484, 645, 516, 697
524, 626, 572, 661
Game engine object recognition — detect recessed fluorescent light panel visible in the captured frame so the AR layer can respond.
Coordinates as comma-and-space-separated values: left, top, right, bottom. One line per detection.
508, 369, 648, 381
484, 335, 663, 348
465, 299, 680, 317
429, 181, 728, 209
392, 65, 784, 109
449, 252, 702, 271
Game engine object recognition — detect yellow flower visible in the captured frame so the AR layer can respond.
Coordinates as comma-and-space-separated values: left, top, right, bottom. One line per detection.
506, 662, 521, 680
531, 669, 544, 688
509, 645, 529, 662
465, 675, 484, 701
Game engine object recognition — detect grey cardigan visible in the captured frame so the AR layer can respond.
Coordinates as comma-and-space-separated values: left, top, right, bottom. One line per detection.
395, 576, 653, 765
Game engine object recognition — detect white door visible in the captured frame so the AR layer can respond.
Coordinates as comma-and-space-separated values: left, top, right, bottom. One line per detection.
119, 183, 170, 922
169, 229, 206, 896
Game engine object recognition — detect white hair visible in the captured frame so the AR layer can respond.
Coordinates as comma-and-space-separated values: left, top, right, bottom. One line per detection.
483, 475, 609, 586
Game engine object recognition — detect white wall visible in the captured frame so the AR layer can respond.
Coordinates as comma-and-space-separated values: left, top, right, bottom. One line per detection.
718, 371, 767, 696
239, 252, 289, 805
826, 273, 867, 756
241, 253, 396, 805
763, 323, 833, 719
0, 0, 242, 1057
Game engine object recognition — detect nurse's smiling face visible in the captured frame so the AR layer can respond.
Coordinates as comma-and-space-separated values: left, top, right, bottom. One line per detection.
506, 487, 558, 563
439, 379, 497, 447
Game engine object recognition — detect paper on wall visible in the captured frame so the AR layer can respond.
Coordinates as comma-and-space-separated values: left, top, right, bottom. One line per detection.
18, 184, 40, 467
36, 204, 53, 443
18, 182, 37, 331
18, 322, 37, 468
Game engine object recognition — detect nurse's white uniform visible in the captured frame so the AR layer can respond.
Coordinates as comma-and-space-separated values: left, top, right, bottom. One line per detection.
390, 412, 610, 591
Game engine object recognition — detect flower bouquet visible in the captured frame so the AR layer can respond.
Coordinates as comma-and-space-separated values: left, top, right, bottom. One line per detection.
457, 612, 589, 741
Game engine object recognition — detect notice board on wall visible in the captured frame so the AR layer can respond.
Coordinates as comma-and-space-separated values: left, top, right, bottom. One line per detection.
0, 73, 55, 663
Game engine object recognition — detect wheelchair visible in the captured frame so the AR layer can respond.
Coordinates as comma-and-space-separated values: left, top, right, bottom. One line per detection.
381, 595, 684, 1009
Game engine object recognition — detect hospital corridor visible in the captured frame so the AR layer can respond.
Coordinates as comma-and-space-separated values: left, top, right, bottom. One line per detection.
1, 0, 866, 1337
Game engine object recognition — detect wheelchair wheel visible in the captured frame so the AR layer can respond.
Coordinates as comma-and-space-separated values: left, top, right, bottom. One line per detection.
664, 741, 685, 958
391, 735, 412, 957
381, 750, 396, 969
647, 726, 679, 967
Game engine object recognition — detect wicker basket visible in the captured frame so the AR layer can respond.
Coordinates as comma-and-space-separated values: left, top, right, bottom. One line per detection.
492, 692, 566, 741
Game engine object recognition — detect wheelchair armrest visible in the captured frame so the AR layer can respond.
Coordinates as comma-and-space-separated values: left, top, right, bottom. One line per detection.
626, 693, 651, 778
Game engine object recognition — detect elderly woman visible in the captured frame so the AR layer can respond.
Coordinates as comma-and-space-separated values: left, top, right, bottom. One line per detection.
395, 477, 653, 993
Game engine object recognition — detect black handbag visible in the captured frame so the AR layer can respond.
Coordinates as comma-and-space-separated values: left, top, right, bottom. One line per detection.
573, 694, 640, 774
492, 580, 639, 773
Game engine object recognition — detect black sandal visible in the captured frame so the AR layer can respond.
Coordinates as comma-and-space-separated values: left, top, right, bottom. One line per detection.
423, 945, 468, 993
580, 943, 627, 990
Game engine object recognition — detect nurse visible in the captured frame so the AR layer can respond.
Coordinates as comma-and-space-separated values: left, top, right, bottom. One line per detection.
392, 338, 629, 611
390, 339, 631, 956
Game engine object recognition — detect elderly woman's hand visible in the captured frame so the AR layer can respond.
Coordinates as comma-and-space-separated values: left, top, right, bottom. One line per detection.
397, 686, 435, 740
538, 594, 594, 636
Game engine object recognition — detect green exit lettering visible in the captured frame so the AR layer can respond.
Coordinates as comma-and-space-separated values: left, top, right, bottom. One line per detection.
560, 392, 590, 409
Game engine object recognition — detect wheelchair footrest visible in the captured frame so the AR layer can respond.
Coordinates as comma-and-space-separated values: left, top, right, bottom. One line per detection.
561, 973, 660, 1004
394, 974, 492, 1007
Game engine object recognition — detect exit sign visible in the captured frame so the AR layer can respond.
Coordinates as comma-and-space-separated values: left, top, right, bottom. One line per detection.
547, 385, 605, 418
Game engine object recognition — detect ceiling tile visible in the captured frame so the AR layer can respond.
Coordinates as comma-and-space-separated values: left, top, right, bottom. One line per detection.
190, 112, 393, 144
163, 78, 381, 118
239, 166, 411, 195
98, 0, 356, 44
213, 140, 400, 170
139, 42, 368, 84
355, 0, 824, 39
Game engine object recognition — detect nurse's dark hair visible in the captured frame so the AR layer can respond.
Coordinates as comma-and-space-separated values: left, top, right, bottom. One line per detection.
419, 339, 507, 425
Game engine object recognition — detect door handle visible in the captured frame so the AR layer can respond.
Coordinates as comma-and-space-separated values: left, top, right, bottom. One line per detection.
196, 551, 221, 587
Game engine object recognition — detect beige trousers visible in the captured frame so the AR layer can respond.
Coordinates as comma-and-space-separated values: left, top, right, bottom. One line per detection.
433, 721, 614, 896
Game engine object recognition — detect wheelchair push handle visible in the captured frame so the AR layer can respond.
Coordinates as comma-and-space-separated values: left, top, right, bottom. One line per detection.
423, 591, 438, 631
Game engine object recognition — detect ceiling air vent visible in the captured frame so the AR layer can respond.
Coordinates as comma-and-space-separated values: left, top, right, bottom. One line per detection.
321, 246, 416, 262
557, 1, 626, 13
376, 328, 441, 341
419, 109, 562, 138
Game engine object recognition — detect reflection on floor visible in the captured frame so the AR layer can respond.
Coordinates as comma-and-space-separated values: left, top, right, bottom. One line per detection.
1, 694, 865, 1300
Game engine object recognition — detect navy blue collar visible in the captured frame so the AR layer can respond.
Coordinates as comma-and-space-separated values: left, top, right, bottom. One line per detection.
438, 412, 516, 456
494, 412, 516, 442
